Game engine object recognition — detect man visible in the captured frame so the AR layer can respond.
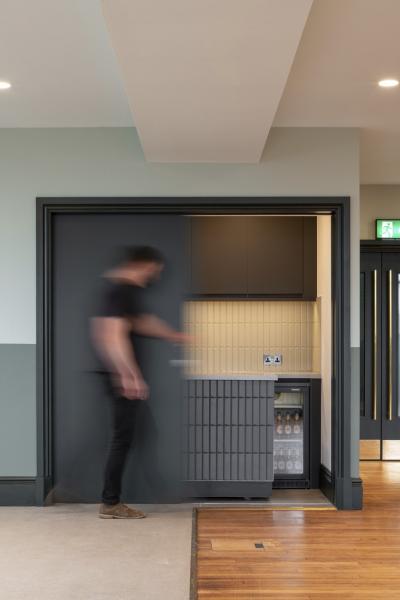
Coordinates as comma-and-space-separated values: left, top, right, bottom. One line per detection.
91, 246, 187, 519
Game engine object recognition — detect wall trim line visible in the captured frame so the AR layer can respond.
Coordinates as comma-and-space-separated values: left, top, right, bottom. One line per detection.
319, 465, 334, 504
0, 477, 37, 506
351, 477, 363, 510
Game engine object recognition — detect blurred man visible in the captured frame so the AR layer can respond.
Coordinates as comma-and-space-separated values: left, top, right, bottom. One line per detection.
91, 246, 187, 519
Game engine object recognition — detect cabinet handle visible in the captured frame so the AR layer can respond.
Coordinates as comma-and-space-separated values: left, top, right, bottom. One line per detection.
388, 269, 393, 421
373, 269, 378, 421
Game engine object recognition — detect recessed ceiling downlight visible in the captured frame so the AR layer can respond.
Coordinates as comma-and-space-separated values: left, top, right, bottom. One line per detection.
378, 78, 399, 88
0, 81, 11, 90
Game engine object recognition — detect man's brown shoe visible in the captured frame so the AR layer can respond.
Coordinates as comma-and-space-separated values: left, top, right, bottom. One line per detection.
99, 503, 146, 519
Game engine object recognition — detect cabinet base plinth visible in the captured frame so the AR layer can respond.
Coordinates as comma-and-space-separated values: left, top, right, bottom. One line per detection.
182, 481, 273, 499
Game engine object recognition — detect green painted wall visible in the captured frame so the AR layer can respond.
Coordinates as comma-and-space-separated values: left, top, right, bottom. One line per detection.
0, 127, 360, 476
0, 345, 36, 475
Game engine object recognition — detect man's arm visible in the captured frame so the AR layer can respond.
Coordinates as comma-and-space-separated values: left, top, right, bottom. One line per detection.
91, 317, 148, 399
131, 313, 190, 344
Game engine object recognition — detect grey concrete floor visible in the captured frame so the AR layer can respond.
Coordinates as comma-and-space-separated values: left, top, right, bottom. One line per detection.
0, 504, 192, 600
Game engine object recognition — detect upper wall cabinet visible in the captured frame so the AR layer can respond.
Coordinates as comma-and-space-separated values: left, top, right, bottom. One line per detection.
190, 216, 247, 295
190, 216, 316, 299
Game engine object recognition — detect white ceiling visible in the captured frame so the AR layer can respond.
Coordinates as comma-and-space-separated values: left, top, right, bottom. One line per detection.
0, 0, 132, 126
274, 0, 400, 183
102, 0, 312, 162
1, 0, 400, 179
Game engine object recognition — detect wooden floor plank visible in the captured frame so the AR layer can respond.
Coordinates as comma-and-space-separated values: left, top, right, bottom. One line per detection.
196, 462, 400, 599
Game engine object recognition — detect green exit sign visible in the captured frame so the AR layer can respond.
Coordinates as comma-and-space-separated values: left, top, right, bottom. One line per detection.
376, 219, 400, 239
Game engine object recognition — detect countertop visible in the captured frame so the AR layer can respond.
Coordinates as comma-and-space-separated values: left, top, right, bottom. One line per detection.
275, 373, 321, 379
183, 373, 321, 381
170, 361, 320, 380
184, 374, 278, 381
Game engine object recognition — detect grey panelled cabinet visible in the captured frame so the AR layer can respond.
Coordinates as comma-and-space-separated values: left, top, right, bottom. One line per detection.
182, 378, 275, 498
190, 216, 317, 299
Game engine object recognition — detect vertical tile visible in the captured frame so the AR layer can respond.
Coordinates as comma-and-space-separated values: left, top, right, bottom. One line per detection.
240, 302, 246, 324
269, 302, 276, 322
281, 322, 288, 347
232, 345, 240, 372
263, 302, 270, 323
257, 301, 263, 324
226, 301, 232, 325
312, 346, 321, 373
276, 302, 282, 323
214, 345, 220, 374
183, 299, 320, 377
222, 301, 228, 325
301, 302, 308, 324
300, 322, 307, 348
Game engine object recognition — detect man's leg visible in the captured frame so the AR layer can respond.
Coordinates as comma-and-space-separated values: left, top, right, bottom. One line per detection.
101, 395, 137, 506
135, 402, 175, 501
99, 395, 145, 518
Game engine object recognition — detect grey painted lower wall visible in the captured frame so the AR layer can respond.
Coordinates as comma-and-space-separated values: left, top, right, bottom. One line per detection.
0, 345, 36, 476
0, 343, 361, 483
351, 347, 360, 478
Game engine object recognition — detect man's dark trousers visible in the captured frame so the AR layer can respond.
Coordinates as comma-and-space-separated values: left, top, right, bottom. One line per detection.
102, 394, 139, 505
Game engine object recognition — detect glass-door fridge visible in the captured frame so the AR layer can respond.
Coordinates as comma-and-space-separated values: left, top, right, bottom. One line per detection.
273, 382, 310, 488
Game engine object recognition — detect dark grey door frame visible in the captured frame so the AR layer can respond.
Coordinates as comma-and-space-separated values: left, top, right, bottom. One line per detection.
36, 196, 355, 508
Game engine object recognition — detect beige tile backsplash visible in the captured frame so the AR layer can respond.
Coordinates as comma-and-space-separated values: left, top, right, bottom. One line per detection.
184, 300, 321, 375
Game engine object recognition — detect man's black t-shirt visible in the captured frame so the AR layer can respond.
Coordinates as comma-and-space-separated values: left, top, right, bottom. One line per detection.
97, 278, 145, 320
94, 278, 146, 374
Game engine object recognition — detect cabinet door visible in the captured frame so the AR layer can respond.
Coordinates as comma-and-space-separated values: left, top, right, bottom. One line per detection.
190, 216, 247, 295
247, 217, 316, 297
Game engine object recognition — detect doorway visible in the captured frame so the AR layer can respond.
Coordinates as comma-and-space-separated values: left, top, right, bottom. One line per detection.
36, 197, 353, 508
360, 242, 400, 460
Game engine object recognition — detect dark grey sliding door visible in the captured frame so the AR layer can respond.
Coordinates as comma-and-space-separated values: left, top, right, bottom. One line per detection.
52, 213, 187, 502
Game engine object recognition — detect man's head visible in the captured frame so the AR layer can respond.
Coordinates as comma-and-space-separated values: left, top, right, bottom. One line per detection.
121, 245, 164, 286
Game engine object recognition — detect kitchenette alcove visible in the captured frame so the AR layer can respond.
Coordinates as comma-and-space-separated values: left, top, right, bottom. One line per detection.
36, 197, 355, 509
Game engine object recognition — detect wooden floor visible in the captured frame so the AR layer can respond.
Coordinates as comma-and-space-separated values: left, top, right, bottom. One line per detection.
196, 462, 400, 599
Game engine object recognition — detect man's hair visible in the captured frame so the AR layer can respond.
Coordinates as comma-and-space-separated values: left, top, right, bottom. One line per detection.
122, 245, 164, 265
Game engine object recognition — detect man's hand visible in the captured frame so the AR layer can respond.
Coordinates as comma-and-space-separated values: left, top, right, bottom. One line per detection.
168, 331, 193, 345
131, 376, 149, 401
115, 373, 149, 400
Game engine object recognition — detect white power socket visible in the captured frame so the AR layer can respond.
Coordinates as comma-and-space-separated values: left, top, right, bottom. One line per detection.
263, 353, 283, 366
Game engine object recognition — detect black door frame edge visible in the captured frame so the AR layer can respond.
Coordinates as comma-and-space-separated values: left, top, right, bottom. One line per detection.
36, 196, 354, 509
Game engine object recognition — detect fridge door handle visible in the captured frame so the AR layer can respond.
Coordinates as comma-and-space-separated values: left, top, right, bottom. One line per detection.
373, 269, 378, 421
388, 269, 393, 421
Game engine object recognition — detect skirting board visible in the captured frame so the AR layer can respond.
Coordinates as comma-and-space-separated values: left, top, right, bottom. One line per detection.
319, 465, 363, 510
319, 465, 334, 504
351, 478, 363, 510
0, 477, 37, 506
